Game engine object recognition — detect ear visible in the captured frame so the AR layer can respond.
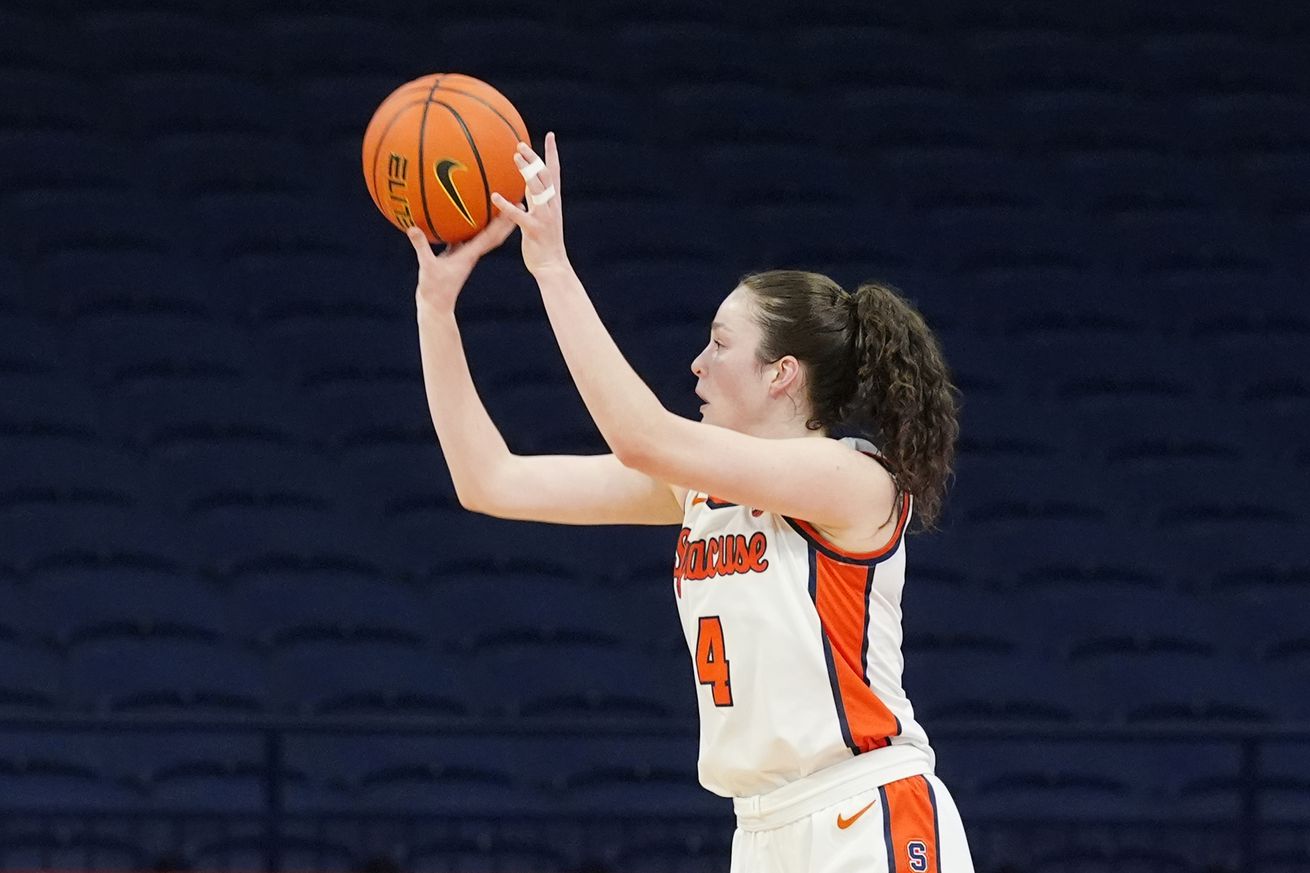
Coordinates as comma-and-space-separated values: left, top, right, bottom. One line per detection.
767, 355, 804, 398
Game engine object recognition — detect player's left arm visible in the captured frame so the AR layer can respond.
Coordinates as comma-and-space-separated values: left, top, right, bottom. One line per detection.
492, 134, 896, 532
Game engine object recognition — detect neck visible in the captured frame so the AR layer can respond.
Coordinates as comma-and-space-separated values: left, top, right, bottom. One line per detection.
743, 418, 828, 441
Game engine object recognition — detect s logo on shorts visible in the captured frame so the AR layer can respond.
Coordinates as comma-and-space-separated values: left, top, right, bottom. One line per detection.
907, 840, 928, 872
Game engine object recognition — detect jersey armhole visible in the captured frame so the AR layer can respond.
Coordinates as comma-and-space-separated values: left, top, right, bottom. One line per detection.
784, 490, 912, 565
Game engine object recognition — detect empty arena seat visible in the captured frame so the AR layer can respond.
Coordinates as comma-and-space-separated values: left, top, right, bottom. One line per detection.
4, 189, 176, 260
29, 564, 225, 650
457, 318, 569, 391
191, 832, 354, 872
1029, 841, 1194, 873
876, 147, 1049, 212
223, 249, 406, 320
742, 203, 921, 270
80, 10, 252, 74
188, 191, 359, 258
148, 436, 337, 514
791, 26, 953, 90
555, 139, 673, 201
0, 129, 136, 199
1007, 90, 1186, 152
565, 198, 730, 266
259, 315, 419, 384
1057, 151, 1235, 214
115, 71, 283, 136
270, 641, 467, 717
907, 649, 1079, 723
0, 432, 141, 503
0, 371, 100, 439
970, 30, 1135, 92
0, 830, 147, 871
834, 86, 1008, 150
231, 569, 426, 649
289, 734, 534, 814
259, 15, 419, 79
147, 130, 317, 205
432, 573, 624, 648
0, 640, 61, 713
409, 837, 565, 873
1189, 93, 1310, 151
475, 640, 678, 719
939, 737, 1240, 822
927, 207, 1096, 274
541, 734, 717, 815
1112, 210, 1274, 276
71, 304, 255, 374
0, 69, 103, 131
585, 259, 731, 325
0, 730, 143, 809
613, 839, 730, 873
0, 6, 1307, 869
700, 143, 858, 206
1068, 647, 1270, 723
106, 732, 278, 811
67, 638, 267, 715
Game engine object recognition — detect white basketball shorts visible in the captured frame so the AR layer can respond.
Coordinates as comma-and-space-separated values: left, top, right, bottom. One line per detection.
730, 772, 975, 873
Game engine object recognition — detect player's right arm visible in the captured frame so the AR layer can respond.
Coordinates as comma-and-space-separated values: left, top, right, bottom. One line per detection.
409, 221, 684, 527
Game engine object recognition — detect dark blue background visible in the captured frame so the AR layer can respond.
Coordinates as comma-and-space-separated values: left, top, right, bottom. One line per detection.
1, 0, 1308, 871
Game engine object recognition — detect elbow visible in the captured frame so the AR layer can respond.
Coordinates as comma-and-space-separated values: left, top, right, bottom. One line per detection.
610, 413, 670, 474
611, 439, 648, 472
456, 489, 490, 514
454, 457, 514, 516
454, 482, 500, 516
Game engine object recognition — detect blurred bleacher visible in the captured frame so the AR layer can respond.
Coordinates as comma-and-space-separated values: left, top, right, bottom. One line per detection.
2, 0, 1309, 871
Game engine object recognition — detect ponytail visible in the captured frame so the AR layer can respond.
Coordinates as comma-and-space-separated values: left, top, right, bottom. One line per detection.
848, 281, 959, 530
743, 271, 959, 531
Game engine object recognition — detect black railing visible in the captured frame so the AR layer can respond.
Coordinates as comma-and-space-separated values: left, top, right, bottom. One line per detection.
0, 714, 1303, 872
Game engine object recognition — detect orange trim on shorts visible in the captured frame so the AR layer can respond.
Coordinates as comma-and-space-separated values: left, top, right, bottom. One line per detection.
813, 552, 900, 752
881, 775, 940, 873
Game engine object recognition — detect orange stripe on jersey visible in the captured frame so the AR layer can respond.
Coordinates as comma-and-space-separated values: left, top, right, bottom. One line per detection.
812, 552, 900, 753
879, 775, 941, 873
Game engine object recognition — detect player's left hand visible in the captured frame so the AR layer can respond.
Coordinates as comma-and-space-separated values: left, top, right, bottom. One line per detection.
491, 132, 571, 277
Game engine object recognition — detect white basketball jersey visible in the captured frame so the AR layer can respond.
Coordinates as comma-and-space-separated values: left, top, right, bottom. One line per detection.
673, 436, 935, 798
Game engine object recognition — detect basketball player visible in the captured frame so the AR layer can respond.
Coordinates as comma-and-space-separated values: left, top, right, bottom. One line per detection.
407, 132, 974, 872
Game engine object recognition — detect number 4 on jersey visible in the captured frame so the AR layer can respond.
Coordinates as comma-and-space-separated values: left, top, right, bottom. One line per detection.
695, 616, 734, 706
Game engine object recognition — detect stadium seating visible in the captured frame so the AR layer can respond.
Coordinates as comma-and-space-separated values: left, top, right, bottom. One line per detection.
0, 1, 1306, 870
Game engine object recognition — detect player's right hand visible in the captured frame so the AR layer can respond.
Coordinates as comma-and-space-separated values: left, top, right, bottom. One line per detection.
408, 212, 517, 316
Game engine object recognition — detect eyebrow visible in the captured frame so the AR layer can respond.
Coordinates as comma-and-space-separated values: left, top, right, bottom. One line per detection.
711, 321, 731, 332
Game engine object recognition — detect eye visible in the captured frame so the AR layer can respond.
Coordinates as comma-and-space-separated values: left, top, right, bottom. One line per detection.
712, 339, 722, 349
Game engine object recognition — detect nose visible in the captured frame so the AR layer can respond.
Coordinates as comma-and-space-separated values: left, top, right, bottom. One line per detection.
690, 348, 706, 377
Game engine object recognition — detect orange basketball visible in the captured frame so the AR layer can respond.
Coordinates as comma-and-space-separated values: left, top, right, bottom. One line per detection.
362, 73, 529, 244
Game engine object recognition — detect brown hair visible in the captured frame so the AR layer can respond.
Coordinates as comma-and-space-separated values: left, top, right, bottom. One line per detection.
740, 270, 960, 531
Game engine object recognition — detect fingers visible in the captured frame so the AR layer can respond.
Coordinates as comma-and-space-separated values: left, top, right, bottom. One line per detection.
514, 152, 546, 200
468, 212, 518, 255
406, 225, 435, 259
516, 138, 560, 212
490, 191, 530, 227
545, 131, 561, 198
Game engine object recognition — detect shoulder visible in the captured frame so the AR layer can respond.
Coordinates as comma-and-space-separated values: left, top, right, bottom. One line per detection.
802, 436, 902, 551
832, 436, 898, 486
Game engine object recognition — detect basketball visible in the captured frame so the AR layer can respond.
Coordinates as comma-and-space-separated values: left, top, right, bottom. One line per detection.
362, 73, 530, 244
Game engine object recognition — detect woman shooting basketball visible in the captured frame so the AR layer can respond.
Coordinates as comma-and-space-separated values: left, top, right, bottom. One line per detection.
408, 132, 974, 873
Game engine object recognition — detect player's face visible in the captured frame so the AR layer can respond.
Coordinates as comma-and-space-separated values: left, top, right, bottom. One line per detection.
689, 287, 772, 431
